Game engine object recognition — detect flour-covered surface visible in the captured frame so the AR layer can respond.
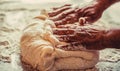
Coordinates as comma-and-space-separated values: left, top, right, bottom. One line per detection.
0, 0, 120, 71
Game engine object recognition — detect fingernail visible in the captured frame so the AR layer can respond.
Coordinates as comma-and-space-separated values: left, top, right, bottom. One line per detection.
79, 17, 86, 26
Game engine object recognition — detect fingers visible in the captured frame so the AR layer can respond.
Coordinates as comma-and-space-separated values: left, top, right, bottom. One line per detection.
50, 8, 75, 21
53, 28, 75, 35
53, 26, 79, 42
52, 4, 71, 10
75, 6, 90, 15
55, 32, 87, 42
55, 35, 77, 42
48, 4, 101, 26
53, 25, 102, 43
48, 5, 71, 17
54, 13, 79, 26
53, 24, 81, 35
53, 28, 85, 42
48, 4, 83, 26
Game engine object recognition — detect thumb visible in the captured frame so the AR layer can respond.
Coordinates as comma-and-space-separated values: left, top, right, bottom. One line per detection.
79, 17, 87, 26
79, 17, 94, 26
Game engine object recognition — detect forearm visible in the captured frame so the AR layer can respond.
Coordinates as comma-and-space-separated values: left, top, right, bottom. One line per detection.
103, 28, 120, 49
83, 28, 120, 50
95, 0, 120, 10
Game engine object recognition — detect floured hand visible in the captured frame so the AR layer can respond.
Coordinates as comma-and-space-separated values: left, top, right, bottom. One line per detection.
48, 2, 104, 26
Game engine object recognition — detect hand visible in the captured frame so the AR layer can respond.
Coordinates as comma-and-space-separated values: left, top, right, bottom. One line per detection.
76, 2, 104, 25
48, 2, 106, 50
48, 2, 104, 26
48, 4, 80, 26
53, 24, 105, 43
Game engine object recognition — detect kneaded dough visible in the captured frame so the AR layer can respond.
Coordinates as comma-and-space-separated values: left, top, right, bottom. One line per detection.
20, 16, 99, 71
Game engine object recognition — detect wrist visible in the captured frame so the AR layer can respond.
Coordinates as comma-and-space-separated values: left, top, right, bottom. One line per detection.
95, 0, 110, 11
96, 0, 119, 11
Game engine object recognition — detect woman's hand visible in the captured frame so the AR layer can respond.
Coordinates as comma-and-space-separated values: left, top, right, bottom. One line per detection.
48, 1, 105, 26
53, 24, 105, 43
76, 2, 104, 25
48, 4, 79, 26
